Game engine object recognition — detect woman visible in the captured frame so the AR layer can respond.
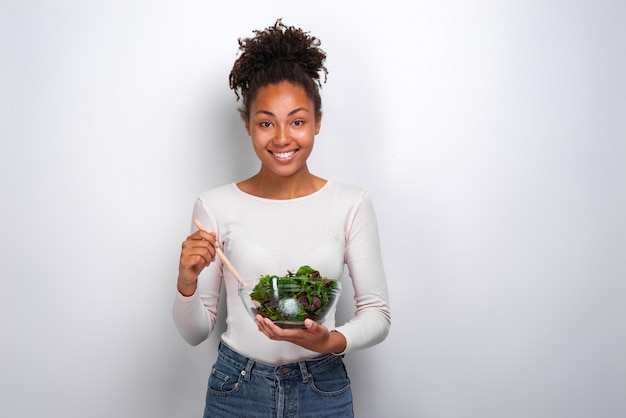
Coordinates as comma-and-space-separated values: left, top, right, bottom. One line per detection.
173, 19, 391, 418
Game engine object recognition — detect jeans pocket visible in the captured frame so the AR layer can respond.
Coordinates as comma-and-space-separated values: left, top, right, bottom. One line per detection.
207, 364, 242, 394
309, 361, 351, 396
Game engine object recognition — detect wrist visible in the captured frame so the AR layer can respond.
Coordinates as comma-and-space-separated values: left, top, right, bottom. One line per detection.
177, 281, 197, 297
329, 330, 347, 354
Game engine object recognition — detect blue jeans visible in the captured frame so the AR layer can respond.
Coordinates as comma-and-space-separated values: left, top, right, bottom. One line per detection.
203, 342, 353, 418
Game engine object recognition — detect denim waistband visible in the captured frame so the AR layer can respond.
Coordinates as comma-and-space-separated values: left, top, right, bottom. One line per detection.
217, 341, 342, 383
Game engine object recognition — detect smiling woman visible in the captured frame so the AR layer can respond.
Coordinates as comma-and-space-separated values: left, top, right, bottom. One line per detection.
172, 19, 391, 418
240, 81, 323, 198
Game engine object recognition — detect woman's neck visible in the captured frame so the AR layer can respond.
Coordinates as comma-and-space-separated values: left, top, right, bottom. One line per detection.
237, 169, 326, 200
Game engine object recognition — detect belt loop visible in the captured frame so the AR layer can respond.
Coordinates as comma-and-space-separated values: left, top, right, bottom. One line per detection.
243, 359, 254, 382
298, 361, 309, 383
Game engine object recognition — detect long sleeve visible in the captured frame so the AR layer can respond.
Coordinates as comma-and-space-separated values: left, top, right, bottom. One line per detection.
171, 199, 223, 346
334, 191, 391, 353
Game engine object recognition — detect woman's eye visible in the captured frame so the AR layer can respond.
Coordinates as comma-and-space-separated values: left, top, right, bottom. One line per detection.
293, 120, 304, 127
260, 121, 272, 128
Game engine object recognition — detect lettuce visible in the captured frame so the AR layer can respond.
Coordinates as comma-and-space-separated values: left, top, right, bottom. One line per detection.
250, 265, 339, 323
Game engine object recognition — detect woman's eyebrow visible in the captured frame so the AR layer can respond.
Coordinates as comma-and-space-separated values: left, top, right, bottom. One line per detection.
255, 107, 310, 117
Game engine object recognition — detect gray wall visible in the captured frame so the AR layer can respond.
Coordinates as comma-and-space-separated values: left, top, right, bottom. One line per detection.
2, 1, 624, 417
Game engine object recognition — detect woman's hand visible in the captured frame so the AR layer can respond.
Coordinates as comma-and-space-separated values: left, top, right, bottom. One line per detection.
254, 315, 347, 354
177, 229, 217, 296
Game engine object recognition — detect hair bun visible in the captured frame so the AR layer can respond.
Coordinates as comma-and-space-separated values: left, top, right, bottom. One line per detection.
229, 19, 328, 120
230, 19, 327, 97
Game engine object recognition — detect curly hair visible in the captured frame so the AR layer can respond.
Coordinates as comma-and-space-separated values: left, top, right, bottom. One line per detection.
229, 19, 328, 121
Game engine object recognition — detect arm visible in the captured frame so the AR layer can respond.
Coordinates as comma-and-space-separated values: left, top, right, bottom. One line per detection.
172, 199, 223, 346
334, 191, 391, 353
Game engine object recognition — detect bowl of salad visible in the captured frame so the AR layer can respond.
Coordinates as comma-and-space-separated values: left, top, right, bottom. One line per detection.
239, 265, 341, 329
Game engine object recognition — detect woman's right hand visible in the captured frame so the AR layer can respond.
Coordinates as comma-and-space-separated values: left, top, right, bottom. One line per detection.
177, 229, 217, 296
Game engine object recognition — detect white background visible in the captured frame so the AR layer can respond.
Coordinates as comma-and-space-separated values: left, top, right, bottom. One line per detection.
2, 1, 625, 417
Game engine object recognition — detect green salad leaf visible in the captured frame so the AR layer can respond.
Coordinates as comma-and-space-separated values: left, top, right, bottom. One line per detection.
250, 265, 339, 323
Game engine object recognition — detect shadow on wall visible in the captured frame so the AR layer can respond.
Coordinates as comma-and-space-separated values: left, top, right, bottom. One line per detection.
165, 83, 258, 416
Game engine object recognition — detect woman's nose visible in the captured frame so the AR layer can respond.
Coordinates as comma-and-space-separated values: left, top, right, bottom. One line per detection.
274, 126, 289, 145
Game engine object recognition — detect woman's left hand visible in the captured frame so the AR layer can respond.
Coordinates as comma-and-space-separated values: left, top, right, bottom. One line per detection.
254, 315, 347, 354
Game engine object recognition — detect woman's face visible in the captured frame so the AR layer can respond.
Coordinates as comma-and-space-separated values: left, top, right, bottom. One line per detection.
245, 81, 321, 179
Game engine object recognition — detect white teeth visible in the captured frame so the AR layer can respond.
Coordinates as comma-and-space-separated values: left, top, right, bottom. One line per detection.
274, 151, 295, 159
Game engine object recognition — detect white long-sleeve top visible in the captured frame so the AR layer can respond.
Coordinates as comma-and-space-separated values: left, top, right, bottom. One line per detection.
172, 181, 390, 365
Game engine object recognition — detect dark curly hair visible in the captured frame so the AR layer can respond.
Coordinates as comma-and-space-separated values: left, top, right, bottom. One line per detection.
229, 19, 328, 121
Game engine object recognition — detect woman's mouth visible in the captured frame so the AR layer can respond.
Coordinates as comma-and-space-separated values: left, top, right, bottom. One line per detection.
271, 150, 297, 160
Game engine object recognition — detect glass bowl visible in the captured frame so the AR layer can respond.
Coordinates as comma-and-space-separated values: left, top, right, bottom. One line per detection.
239, 275, 342, 329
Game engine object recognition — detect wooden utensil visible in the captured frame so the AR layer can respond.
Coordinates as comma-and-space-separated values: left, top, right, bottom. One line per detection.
193, 219, 246, 286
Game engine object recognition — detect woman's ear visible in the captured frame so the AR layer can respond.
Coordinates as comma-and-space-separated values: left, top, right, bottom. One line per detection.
244, 119, 251, 136
315, 117, 321, 135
